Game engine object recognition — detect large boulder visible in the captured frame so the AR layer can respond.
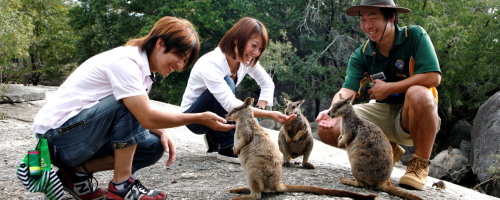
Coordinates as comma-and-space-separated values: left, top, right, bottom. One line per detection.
471, 91, 500, 197
449, 119, 472, 148
429, 147, 469, 179
1, 84, 46, 103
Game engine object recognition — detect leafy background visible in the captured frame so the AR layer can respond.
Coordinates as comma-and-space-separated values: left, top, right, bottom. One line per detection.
1, 0, 499, 167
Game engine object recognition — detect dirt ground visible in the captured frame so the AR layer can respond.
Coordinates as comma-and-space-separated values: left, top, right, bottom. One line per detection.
0, 85, 496, 200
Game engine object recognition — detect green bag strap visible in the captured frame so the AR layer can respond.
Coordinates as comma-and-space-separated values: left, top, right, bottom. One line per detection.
38, 138, 52, 171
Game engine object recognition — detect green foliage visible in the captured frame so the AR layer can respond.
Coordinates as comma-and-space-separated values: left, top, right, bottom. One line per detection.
148, 72, 189, 105
0, 0, 33, 64
278, 52, 345, 100
487, 154, 500, 175
260, 30, 297, 80
1, 0, 497, 128
400, 0, 499, 121
69, 0, 147, 64
0, 0, 33, 82
0, 0, 77, 85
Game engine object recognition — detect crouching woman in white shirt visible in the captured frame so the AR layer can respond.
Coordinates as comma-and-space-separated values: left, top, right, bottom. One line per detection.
181, 17, 295, 163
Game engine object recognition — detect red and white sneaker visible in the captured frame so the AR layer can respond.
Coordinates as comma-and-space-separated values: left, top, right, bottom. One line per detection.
56, 168, 106, 200
107, 177, 167, 200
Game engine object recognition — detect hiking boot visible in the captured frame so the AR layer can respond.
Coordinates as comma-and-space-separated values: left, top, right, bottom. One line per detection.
204, 132, 219, 157
107, 177, 167, 200
56, 168, 106, 200
216, 147, 240, 164
399, 154, 430, 190
391, 142, 406, 164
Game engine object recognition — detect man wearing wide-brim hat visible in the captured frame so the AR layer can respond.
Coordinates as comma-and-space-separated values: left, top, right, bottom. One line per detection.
316, 0, 441, 191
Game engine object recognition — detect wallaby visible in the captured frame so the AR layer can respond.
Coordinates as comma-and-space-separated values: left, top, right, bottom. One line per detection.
432, 181, 445, 190
327, 94, 423, 200
278, 99, 314, 169
226, 97, 379, 200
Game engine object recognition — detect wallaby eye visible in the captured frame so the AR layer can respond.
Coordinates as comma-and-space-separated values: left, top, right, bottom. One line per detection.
291, 106, 296, 109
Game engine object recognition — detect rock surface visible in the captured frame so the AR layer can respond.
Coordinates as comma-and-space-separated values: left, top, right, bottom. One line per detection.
430, 148, 469, 180
0, 84, 498, 200
471, 91, 500, 197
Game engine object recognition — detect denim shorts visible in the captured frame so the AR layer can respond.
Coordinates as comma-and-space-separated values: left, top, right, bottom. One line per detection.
40, 95, 164, 172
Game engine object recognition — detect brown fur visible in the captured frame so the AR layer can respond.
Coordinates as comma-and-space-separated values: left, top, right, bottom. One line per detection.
432, 181, 445, 189
328, 94, 423, 200
278, 99, 314, 169
226, 97, 379, 200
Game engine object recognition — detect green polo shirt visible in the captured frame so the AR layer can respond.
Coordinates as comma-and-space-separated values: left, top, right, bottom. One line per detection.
343, 25, 441, 104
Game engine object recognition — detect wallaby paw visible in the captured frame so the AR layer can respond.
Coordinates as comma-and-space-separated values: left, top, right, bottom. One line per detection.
283, 161, 292, 167
340, 177, 365, 187
303, 162, 315, 169
229, 187, 250, 193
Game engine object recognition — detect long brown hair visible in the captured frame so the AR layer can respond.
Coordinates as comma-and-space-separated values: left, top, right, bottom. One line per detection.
126, 16, 200, 69
219, 17, 269, 67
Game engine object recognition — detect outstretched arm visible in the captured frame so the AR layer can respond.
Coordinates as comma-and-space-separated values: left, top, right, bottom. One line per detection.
123, 94, 235, 131
252, 108, 297, 124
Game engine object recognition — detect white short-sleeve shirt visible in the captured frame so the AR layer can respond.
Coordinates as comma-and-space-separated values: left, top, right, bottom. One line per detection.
33, 46, 153, 133
180, 47, 274, 112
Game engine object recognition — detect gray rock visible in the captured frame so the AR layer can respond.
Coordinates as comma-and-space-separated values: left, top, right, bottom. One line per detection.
430, 147, 469, 179
471, 91, 500, 197
1, 85, 498, 200
1, 84, 49, 103
449, 119, 472, 148
460, 140, 472, 162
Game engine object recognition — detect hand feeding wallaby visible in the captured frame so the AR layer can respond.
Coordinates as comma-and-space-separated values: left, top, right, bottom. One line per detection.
226, 97, 379, 200
278, 99, 314, 169
327, 94, 423, 200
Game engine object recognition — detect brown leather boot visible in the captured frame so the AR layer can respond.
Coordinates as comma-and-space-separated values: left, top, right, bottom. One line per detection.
399, 154, 430, 190
391, 142, 405, 164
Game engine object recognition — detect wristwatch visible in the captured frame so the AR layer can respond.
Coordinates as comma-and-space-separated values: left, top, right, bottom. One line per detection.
254, 105, 264, 110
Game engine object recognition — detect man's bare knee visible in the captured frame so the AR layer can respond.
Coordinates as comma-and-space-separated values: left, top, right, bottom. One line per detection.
317, 127, 340, 147
406, 86, 435, 106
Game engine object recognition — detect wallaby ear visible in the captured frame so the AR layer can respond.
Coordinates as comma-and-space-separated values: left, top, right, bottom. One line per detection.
244, 97, 254, 108
299, 99, 305, 106
283, 98, 290, 104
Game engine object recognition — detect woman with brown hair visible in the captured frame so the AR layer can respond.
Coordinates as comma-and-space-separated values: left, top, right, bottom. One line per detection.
181, 17, 295, 163
33, 16, 234, 200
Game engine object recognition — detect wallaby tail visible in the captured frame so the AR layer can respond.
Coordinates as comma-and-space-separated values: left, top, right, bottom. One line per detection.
281, 184, 379, 200
379, 182, 423, 200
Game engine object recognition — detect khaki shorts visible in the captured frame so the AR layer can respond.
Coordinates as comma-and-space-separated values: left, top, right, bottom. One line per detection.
353, 100, 413, 146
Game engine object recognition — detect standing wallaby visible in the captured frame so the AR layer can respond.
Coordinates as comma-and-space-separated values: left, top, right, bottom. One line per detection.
226, 97, 379, 200
327, 94, 423, 200
278, 99, 314, 169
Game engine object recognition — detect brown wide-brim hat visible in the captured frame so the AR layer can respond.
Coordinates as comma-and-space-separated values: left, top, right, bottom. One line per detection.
345, 0, 411, 16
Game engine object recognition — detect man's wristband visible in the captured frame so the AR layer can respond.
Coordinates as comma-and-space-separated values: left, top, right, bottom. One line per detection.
255, 105, 264, 110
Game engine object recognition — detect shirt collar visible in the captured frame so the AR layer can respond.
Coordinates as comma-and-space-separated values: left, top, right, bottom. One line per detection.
140, 48, 153, 80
